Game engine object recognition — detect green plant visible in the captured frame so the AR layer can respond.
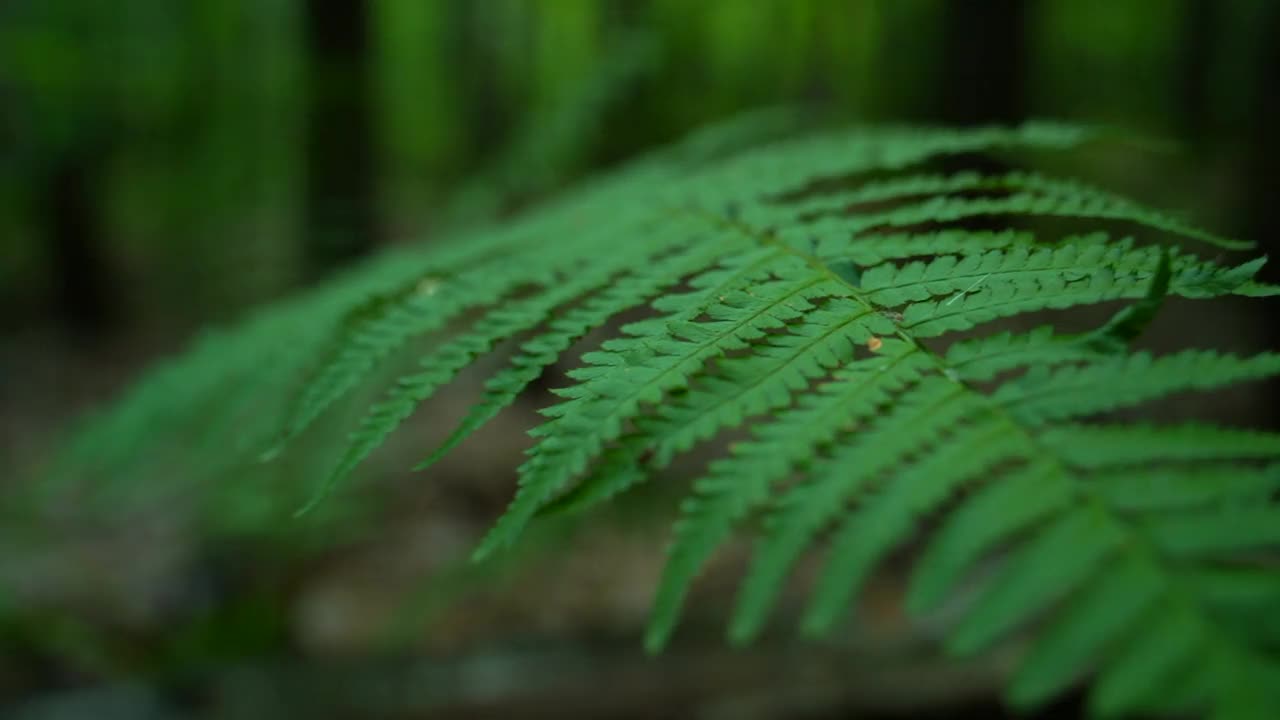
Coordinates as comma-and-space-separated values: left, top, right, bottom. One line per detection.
39, 119, 1280, 718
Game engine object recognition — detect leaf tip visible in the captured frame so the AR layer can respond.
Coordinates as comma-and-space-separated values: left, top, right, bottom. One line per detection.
643, 626, 671, 656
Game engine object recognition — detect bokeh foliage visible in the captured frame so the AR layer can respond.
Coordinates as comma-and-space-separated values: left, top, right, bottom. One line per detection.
4, 0, 1275, 333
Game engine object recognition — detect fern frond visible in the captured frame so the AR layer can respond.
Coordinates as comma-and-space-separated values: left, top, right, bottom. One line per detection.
543, 295, 887, 517
800, 422, 1029, 636
996, 350, 1280, 425
770, 189, 1248, 254
417, 241, 732, 471
707, 122, 1093, 203
273, 260, 528, 449
647, 341, 933, 651
906, 460, 1070, 615
944, 327, 1104, 381
1145, 508, 1280, 556
1091, 464, 1280, 512
299, 250, 649, 513
274, 202, 699, 449
476, 251, 833, 559
1090, 604, 1207, 716
730, 376, 981, 644
897, 254, 1261, 337
949, 508, 1124, 655
45, 117, 1280, 718
1007, 556, 1164, 708
1041, 423, 1280, 468
770, 171, 1248, 252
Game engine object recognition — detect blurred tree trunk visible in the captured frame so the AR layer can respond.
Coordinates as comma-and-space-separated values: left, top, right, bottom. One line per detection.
304, 0, 376, 279
1177, 0, 1218, 145
1247, 2, 1280, 288
45, 149, 114, 340
933, 0, 1029, 237
459, 0, 517, 157
937, 0, 1029, 125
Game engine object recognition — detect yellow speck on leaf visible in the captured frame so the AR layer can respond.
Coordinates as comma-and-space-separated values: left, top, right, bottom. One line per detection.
867, 336, 884, 352
416, 276, 443, 297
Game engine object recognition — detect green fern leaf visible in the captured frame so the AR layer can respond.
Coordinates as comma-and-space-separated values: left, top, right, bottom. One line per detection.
800, 423, 1028, 636
705, 122, 1094, 207
1145, 508, 1280, 556
1041, 423, 1280, 468
1007, 556, 1163, 709
647, 341, 932, 651
730, 376, 977, 644
944, 326, 1103, 381
907, 461, 1069, 614
996, 351, 1280, 425
809, 229, 1037, 267
475, 252, 829, 560
297, 249, 660, 514
273, 265, 519, 449
1089, 605, 1205, 717
43, 117, 1280, 719
416, 241, 731, 471
946, 509, 1124, 655
543, 296, 886, 517
772, 171, 1247, 252
1090, 464, 1280, 511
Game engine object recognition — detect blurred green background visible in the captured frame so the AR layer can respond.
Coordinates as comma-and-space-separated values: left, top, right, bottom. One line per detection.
2, 1, 1279, 718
